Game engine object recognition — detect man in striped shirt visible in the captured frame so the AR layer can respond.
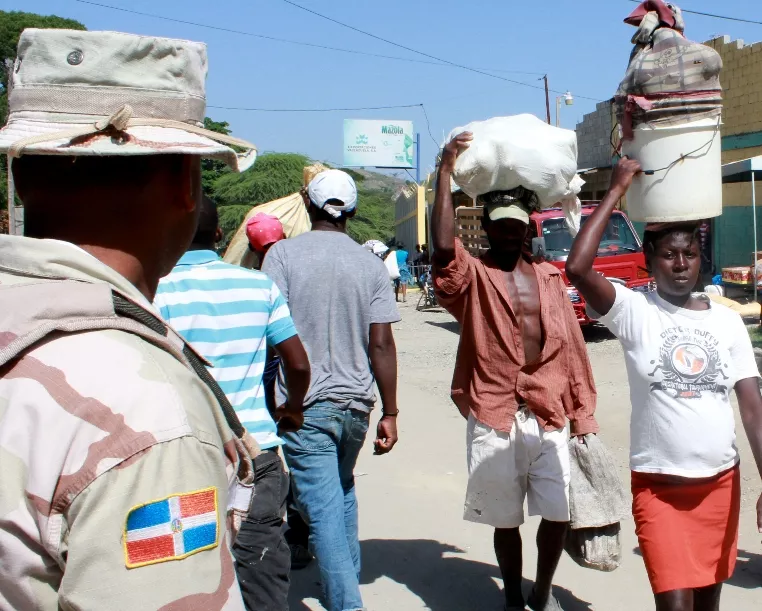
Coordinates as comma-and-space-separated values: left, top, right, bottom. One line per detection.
154, 196, 310, 611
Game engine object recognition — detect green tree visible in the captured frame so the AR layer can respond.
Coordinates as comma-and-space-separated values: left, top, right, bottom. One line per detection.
208, 150, 397, 249
212, 152, 310, 248
0, 10, 86, 211
347, 188, 395, 245
201, 117, 232, 196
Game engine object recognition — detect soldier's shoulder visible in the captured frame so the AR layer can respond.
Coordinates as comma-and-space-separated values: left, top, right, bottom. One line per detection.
2, 327, 224, 447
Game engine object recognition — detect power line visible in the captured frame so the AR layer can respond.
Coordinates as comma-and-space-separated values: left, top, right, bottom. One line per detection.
625, 0, 762, 26
72, 0, 544, 75
208, 103, 423, 112
419, 104, 440, 149
278, 0, 601, 101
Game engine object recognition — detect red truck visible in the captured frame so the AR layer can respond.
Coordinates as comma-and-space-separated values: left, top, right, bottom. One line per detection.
455, 203, 654, 325
529, 205, 654, 324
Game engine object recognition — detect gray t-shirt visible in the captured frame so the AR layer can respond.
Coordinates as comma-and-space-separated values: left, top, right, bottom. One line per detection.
262, 231, 400, 411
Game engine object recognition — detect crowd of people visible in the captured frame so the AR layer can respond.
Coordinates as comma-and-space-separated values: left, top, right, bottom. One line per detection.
0, 26, 761, 611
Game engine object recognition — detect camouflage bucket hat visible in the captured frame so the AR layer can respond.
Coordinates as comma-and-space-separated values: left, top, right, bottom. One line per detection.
0, 29, 257, 171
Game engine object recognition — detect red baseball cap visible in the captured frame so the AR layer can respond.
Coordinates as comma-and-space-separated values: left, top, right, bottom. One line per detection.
246, 213, 285, 252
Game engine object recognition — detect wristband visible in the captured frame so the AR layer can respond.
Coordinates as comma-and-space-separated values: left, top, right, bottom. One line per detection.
381, 411, 399, 417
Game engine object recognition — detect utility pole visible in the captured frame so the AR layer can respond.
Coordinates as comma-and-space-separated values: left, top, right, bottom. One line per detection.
543, 75, 551, 125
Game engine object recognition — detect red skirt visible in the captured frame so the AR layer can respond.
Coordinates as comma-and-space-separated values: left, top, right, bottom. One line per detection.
631, 466, 741, 594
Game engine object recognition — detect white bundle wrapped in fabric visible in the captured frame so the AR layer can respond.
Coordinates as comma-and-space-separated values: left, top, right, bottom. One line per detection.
447, 114, 584, 234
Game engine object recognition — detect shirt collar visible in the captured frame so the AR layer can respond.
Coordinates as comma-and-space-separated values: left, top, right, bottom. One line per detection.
0, 235, 155, 310
177, 250, 221, 266
481, 251, 562, 277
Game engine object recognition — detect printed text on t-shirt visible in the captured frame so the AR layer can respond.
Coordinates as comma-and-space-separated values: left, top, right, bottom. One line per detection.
649, 327, 729, 399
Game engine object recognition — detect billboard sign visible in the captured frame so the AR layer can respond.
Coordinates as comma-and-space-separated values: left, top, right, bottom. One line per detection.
343, 119, 414, 168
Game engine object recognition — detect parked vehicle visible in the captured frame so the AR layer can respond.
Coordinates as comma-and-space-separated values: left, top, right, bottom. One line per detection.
529, 205, 654, 324
454, 203, 654, 325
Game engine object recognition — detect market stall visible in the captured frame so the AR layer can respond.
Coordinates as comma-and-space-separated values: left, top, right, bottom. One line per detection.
720, 156, 762, 299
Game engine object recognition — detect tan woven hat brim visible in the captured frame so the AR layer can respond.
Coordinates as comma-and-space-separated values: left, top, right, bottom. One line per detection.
0, 106, 257, 172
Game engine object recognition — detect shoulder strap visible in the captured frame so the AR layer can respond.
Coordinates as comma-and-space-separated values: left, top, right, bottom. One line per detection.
111, 293, 247, 439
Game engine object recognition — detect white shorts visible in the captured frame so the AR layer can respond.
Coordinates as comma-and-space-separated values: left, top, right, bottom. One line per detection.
464, 408, 570, 529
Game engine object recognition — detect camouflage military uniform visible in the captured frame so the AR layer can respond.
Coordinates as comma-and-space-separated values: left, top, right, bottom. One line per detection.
0, 236, 253, 610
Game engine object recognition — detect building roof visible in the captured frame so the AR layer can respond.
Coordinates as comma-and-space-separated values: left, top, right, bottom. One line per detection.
722, 156, 762, 183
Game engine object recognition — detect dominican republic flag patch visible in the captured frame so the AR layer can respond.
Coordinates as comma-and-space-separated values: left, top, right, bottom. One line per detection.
123, 487, 219, 568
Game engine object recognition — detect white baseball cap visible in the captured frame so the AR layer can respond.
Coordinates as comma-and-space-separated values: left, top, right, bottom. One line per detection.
307, 170, 358, 218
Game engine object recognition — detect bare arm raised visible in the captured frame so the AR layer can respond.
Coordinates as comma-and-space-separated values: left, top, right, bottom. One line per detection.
565, 157, 642, 316
431, 132, 473, 265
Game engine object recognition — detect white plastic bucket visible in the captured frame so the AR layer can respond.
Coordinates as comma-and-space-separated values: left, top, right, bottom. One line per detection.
622, 117, 722, 222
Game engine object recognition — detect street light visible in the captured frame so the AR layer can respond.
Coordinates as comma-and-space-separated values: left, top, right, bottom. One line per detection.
556, 91, 574, 127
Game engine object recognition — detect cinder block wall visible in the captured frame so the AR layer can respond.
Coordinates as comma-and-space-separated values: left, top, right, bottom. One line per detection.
707, 36, 762, 138
708, 36, 762, 269
576, 101, 615, 171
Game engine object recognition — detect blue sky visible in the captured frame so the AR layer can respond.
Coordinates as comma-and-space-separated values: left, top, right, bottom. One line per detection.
10, 0, 762, 177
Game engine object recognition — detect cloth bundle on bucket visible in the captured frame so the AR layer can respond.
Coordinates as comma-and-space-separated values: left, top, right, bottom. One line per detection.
223, 163, 324, 267
447, 114, 584, 235
564, 434, 630, 572
615, 1, 723, 139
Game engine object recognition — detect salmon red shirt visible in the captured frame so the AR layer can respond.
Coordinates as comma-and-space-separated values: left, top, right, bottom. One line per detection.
433, 240, 598, 435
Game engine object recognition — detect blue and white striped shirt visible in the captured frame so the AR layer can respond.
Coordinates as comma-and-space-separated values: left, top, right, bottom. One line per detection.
154, 250, 297, 449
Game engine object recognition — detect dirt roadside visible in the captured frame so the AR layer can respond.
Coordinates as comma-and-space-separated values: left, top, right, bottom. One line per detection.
289, 300, 762, 610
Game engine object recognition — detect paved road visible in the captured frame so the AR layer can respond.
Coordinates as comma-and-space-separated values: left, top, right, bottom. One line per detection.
289, 300, 762, 610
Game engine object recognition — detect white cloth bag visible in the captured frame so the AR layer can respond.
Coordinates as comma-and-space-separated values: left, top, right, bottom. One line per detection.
384, 252, 400, 280
447, 114, 584, 235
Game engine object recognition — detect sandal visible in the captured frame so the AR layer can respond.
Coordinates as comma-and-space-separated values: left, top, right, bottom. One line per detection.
527, 590, 564, 611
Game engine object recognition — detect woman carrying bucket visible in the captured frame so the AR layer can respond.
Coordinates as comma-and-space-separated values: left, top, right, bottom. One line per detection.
566, 157, 762, 611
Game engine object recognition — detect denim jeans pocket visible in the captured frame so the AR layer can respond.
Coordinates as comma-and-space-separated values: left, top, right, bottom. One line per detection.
289, 404, 344, 451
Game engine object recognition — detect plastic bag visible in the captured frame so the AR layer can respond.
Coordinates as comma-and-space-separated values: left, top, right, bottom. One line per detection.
447, 115, 584, 234
564, 524, 622, 572
565, 434, 629, 572
384, 251, 400, 280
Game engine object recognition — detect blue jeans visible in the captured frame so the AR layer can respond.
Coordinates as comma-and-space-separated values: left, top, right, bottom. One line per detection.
281, 403, 370, 611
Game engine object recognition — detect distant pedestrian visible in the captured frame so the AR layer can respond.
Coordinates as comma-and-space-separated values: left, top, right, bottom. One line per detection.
420, 244, 431, 266
155, 196, 311, 611
395, 243, 413, 302
432, 133, 599, 611
263, 169, 401, 611
245, 211, 313, 571
567, 158, 762, 611
247, 213, 286, 268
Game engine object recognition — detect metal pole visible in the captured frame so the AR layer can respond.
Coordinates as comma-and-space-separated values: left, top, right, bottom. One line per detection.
556, 96, 561, 127
543, 76, 551, 124
416, 132, 421, 184
754, 172, 758, 302
6, 156, 14, 236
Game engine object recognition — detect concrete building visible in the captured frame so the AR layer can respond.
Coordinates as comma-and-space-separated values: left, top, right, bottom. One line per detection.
394, 184, 427, 251
575, 35, 762, 271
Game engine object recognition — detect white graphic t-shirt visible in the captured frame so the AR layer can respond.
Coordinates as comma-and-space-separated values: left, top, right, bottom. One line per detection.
595, 284, 759, 477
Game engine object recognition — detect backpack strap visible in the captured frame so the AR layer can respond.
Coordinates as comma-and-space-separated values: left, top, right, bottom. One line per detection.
111, 292, 247, 439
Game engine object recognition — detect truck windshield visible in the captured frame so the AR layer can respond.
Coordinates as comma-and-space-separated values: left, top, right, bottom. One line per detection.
541, 214, 641, 261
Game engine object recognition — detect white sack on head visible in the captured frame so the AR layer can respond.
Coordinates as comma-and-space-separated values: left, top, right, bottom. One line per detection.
447, 114, 584, 234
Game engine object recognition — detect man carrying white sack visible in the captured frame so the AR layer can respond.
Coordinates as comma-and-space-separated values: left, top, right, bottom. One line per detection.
432, 124, 598, 611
